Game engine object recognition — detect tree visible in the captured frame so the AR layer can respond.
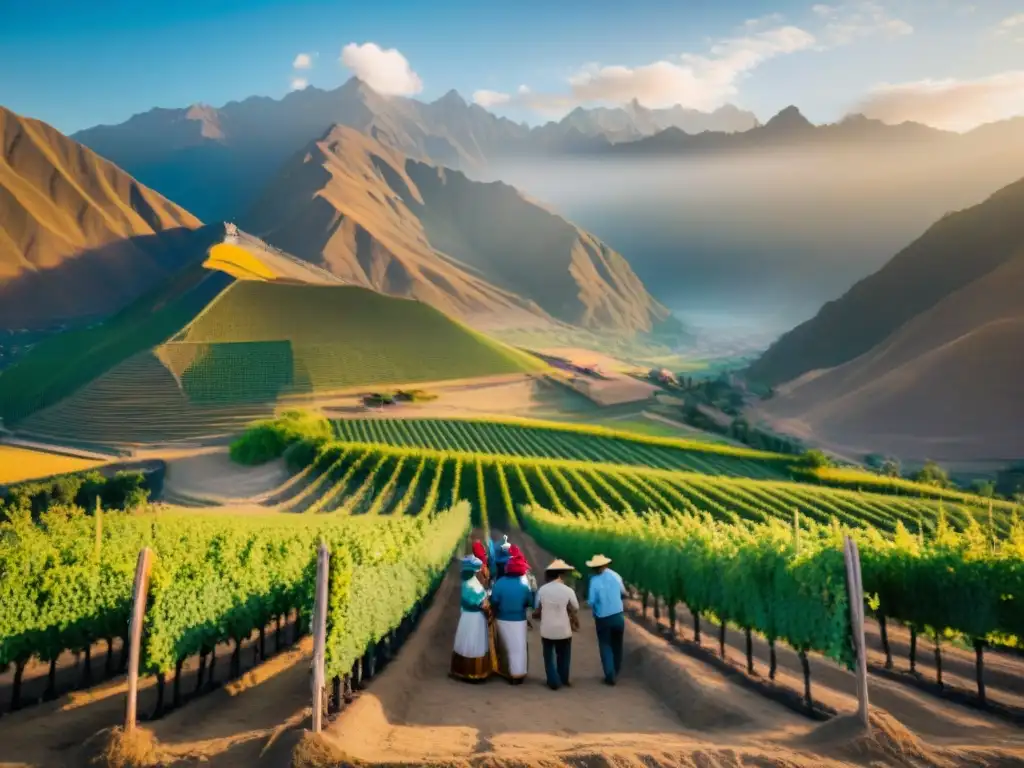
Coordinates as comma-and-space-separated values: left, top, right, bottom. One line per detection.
802, 449, 831, 470
864, 453, 885, 470
911, 460, 950, 488
970, 480, 996, 498
880, 458, 901, 478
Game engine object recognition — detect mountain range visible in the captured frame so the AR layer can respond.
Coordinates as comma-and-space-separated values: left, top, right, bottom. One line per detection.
71, 79, 757, 221
751, 175, 1024, 461
0, 103, 674, 340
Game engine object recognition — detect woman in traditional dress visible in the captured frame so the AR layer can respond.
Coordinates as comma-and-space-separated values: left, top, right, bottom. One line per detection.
451, 555, 496, 681
490, 554, 534, 684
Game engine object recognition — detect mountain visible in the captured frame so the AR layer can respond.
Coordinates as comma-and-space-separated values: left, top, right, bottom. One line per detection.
748, 176, 1024, 385
0, 105, 203, 330
531, 100, 758, 144
242, 125, 676, 336
1, 226, 543, 443
590, 106, 952, 157
71, 79, 757, 221
752, 176, 1024, 461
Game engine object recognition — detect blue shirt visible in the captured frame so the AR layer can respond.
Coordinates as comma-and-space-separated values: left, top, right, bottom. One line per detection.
490, 575, 535, 622
588, 569, 626, 619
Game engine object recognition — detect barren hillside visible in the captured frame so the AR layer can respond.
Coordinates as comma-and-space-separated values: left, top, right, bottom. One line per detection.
758, 245, 1024, 461
243, 125, 676, 335
0, 105, 204, 329
748, 175, 1024, 387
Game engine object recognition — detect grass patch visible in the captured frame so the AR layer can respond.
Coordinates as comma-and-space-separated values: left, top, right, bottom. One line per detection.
229, 410, 332, 466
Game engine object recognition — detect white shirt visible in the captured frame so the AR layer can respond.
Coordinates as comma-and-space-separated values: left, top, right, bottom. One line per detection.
535, 580, 579, 640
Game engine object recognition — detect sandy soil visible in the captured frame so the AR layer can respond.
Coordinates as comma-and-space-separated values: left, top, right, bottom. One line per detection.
0, 613, 308, 768
632, 597, 1024, 750
161, 446, 290, 504
321, 376, 598, 422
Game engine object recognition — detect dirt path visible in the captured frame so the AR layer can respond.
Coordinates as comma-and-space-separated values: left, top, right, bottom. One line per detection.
317, 534, 990, 767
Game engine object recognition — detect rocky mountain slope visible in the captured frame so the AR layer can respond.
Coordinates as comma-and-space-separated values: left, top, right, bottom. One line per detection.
748, 176, 1024, 386
754, 176, 1024, 460
242, 125, 675, 335
0, 105, 204, 330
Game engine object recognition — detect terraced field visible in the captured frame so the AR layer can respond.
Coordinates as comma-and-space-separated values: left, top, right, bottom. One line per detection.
266, 440, 1014, 539
331, 417, 789, 479
5, 237, 547, 444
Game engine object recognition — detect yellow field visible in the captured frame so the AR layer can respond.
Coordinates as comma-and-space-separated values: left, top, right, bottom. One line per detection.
0, 445, 102, 484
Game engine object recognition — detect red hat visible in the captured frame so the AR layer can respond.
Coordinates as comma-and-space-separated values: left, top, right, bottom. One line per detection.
506, 556, 528, 577
472, 541, 487, 561
509, 544, 523, 558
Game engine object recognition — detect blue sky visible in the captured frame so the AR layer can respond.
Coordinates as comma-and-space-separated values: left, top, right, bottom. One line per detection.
2, 0, 1023, 134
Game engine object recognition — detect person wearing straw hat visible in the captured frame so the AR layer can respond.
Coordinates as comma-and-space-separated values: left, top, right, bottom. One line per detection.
450, 554, 497, 681
490, 554, 534, 684
586, 554, 627, 686
532, 559, 579, 690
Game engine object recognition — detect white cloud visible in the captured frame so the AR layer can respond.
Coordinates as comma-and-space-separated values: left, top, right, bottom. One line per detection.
995, 13, 1024, 36
473, 90, 512, 107
475, 24, 815, 115
855, 71, 1024, 131
293, 53, 313, 70
291, 78, 309, 91
815, 1, 914, 46
340, 42, 423, 96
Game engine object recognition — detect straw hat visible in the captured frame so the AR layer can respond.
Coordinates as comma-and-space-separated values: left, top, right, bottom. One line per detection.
545, 558, 574, 572
586, 554, 612, 568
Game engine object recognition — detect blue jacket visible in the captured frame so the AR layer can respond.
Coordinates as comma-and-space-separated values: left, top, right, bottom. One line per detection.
489, 575, 535, 622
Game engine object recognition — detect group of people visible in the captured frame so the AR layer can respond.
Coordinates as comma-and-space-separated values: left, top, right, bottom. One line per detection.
449, 534, 627, 690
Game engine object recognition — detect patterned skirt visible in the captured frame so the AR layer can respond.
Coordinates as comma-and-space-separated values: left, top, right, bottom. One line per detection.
450, 611, 497, 681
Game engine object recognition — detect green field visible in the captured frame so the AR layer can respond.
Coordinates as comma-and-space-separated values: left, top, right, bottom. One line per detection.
271, 439, 1016, 540
3, 242, 544, 444
331, 417, 791, 479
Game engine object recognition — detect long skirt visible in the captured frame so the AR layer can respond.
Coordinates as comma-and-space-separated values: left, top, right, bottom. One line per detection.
451, 611, 495, 681
495, 619, 528, 680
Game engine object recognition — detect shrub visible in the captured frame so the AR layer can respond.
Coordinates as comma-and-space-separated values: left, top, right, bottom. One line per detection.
229, 410, 332, 466
910, 460, 951, 489
801, 449, 831, 470
283, 438, 321, 472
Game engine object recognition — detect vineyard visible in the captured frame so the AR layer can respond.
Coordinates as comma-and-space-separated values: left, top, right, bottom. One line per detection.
3, 413, 1024, 765
0, 500, 469, 713
331, 416, 790, 478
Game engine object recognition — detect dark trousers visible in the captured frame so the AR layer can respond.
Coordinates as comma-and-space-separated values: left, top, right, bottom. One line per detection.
541, 637, 572, 689
595, 612, 625, 683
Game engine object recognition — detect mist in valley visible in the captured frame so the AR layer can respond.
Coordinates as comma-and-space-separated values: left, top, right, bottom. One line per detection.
483, 142, 1024, 356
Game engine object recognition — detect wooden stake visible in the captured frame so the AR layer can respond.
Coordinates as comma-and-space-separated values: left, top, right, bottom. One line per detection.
125, 547, 153, 732
843, 536, 870, 727
311, 542, 330, 733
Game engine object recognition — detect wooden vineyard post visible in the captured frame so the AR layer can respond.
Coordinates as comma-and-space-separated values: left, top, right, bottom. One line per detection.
843, 536, 870, 727
125, 548, 153, 731
311, 542, 330, 733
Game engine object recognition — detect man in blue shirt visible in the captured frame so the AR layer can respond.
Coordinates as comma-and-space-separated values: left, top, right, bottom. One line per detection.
586, 554, 626, 686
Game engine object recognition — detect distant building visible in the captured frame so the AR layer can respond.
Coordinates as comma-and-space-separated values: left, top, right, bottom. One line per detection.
649, 367, 678, 386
